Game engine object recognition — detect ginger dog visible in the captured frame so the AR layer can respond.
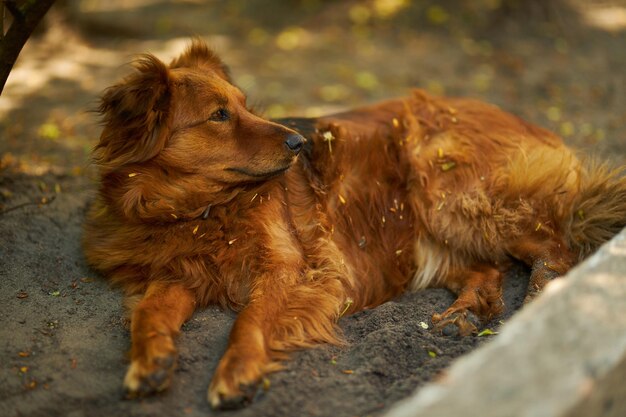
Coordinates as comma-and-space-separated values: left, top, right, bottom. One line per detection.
83, 40, 626, 408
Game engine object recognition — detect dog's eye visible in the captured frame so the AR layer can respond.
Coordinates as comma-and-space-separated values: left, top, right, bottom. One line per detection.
209, 108, 230, 122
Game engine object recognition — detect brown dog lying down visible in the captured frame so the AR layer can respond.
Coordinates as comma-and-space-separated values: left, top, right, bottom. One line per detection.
83, 40, 626, 409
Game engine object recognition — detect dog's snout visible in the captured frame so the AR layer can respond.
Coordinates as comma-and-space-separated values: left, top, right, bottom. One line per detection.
284, 133, 305, 154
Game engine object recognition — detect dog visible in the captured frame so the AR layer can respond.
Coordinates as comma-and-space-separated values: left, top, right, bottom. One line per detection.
83, 40, 626, 409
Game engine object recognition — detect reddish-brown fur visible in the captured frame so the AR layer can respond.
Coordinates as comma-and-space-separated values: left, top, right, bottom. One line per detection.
83, 41, 626, 408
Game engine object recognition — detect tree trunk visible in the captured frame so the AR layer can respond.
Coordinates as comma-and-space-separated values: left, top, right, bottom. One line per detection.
0, 0, 56, 95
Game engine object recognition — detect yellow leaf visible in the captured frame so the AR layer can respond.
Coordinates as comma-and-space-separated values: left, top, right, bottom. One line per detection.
262, 378, 271, 390
441, 161, 456, 171
38, 123, 60, 140
426, 5, 449, 25
349, 5, 371, 25
477, 328, 498, 337
275, 27, 309, 50
355, 71, 379, 90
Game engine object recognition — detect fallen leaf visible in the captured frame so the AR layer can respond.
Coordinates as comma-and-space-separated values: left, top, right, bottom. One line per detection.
38, 123, 60, 140
426, 5, 449, 25
440, 161, 456, 171
477, 328, 498, 337
349, 4, 371, 24
355, 71, 379, 90
275, 26, 309, 51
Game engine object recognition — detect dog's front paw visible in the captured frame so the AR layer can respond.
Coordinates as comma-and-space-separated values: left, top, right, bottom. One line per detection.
124, 334, 177, 398
208, 349, 269, 409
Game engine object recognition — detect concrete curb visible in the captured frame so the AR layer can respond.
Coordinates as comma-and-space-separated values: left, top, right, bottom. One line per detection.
385, 229, 626, 417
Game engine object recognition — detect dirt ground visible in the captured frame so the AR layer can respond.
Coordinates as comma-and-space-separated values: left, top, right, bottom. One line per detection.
1, 1, 625, 417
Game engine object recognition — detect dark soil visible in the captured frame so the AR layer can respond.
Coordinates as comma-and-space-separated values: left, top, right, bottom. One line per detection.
0, 170, 529, 417
1, 1, 625, 417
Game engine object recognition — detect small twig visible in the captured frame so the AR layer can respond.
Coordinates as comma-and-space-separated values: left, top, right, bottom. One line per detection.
339, 297, 354, 318
201, 204, 211, 219
0, 195, 56, 215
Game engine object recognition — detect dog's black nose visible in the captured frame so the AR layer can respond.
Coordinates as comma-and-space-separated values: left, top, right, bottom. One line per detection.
285, 133, 304, 154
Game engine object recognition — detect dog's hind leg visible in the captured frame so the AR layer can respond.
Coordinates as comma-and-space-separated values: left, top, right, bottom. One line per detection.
123, 282, 196, 397
432, 263, 504, 336
508, 235, 576, 303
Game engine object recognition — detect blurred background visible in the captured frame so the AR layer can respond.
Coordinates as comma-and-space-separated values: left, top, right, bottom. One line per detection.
0, 0, 625, 176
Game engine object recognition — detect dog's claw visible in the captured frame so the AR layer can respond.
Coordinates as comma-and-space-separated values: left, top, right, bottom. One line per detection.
154, 355, 175, 370
209, 381, 260, 410
432, 310, 479, 337
148, 368, 169, 387
214, 392, 251, 410
441, 322, 460, 337
123, 352, 176, 398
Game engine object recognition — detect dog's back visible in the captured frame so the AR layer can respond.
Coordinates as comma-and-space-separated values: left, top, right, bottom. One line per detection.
281, 91, 570, 291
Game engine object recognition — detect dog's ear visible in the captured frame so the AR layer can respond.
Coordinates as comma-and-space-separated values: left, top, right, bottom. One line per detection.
95, 54, 170, 171
169, 39, 231, 82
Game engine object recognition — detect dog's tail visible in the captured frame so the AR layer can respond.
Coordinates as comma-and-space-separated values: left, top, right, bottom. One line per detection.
567, 161, 626, 259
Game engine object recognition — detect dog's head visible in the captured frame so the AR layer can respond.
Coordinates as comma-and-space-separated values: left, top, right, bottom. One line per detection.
94, 40, 304, 220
